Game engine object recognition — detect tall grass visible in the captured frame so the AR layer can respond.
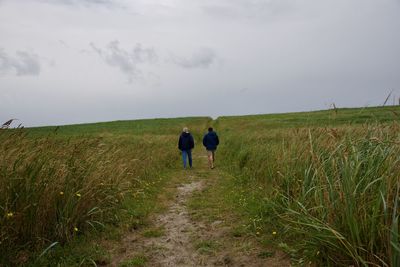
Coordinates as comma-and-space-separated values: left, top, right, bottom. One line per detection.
217, 108, 400, 266
276, 126, 400, 266
0, 117, 210, 265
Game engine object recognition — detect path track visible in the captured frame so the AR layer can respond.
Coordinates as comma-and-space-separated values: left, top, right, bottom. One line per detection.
106, 155, 290, 267
145, 180, 204, 266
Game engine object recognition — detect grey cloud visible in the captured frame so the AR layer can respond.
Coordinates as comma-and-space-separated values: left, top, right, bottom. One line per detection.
170, 48, 216, 69
0, 49, 41, 76
202, 0, 296, 20
38, 0, 120, 8
90, 41, 157, 80
58, 40, 69, 48
1, 0, 399, 127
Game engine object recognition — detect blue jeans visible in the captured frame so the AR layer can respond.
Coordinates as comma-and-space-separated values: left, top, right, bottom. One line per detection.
181, 150, 192, 168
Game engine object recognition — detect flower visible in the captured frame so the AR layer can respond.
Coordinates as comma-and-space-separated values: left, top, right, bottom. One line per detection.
76, 193, 81, 197
6, 212, 14, 218
74, 227, 78, 232
272, 231, 277, 235
60, 191, 64, 195
256, 231, 260, 235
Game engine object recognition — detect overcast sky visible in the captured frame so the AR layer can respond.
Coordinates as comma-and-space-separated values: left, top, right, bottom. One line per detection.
1, 0, 399, 126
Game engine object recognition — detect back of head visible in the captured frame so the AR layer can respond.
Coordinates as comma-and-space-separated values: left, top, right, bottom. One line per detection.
208, 127, 213, 132
183, 127, 189, 133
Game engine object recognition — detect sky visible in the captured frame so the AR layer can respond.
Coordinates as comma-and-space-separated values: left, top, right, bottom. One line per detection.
1, 0, 400, 127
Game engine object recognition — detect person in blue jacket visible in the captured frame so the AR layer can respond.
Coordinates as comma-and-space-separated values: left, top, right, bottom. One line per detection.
202, 127, 219, 169
178, 127, 194, 168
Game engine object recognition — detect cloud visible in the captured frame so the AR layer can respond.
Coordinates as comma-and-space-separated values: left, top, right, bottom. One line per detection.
90, 40, 157, 81
170, 48, 216, 69
0, 49, 41, 76
36, 0, 121, 8
202, 0, 297, 20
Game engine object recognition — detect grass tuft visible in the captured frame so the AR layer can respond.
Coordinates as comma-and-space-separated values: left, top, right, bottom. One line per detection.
119, 255, 147, 267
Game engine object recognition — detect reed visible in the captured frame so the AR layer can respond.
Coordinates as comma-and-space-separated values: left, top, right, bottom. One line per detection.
217, 107, 400, 266
276, 126, 400, 266
0, 117, 210, 265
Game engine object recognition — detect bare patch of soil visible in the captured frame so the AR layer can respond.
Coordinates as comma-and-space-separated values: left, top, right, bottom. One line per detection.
144, 180, 205, 266
106, 179, 204, 266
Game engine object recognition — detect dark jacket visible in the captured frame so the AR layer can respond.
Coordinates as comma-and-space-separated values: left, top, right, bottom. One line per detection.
203, 131, 219, 150
178, 132, 194, 151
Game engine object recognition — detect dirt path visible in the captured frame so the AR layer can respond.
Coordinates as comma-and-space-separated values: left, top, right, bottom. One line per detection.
144, 180, 204, 266
105, 160, 290, 266
106, 177, 205, 266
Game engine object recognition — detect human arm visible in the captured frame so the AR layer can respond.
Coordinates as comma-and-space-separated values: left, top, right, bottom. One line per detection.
178, 136, 182, 150
190, 135, 195, 149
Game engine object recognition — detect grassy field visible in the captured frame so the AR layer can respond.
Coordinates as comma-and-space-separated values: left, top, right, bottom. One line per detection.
0, 117, 210, 266
216, 106, 400, 266
1, 106, 399, 266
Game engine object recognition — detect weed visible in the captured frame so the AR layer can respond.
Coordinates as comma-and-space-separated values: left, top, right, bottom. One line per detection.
231, 226, 246, 238
119, 255, 147, 267
195, 240, 220, 254
258, 251, 275, 258
142, 228, 164, 238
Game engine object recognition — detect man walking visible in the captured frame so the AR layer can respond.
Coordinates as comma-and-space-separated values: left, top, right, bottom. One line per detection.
203, 127, 219, 169
178, 127, 194, 169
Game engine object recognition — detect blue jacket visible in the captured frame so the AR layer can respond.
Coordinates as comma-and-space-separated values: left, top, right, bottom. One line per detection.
203, 131, 219, 150
178, 132, 194, 151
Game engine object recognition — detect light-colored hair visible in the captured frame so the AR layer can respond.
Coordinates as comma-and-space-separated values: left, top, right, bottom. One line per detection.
183, 127, 189, 133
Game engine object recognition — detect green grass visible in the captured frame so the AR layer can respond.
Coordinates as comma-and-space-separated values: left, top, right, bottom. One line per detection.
142, 227, 165, 238
27, 117, 210, 137
217, 105, 400, 266
119, 255, 147, 267
1, 105, 400, 266
31, 237, 111, 267
257, 250, 275, 258
216, 106, 400, 130
0, 117, 211, 266
195, 240, 220, 254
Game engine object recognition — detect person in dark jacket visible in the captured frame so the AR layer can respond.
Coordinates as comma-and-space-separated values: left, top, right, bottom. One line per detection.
178, 127, 194, 168
202, 127, 219, 169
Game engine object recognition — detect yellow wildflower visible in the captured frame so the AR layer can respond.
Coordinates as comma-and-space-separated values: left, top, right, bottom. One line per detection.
6, 212, 14, 218
272, 231, 277, 235
76, 193, 81, 197
74, 227, 78, 232
60, 191, 64, 195
256, 231, 260, 235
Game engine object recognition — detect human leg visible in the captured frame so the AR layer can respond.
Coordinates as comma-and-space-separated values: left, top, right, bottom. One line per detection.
182, 150, 188, 168
187, 149, 193, 168
207, 150, 214, 169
